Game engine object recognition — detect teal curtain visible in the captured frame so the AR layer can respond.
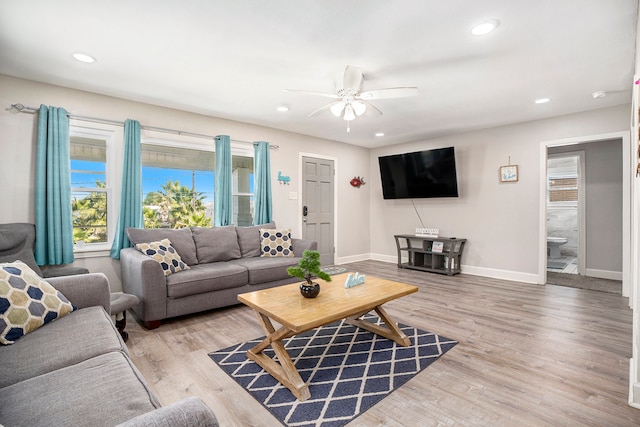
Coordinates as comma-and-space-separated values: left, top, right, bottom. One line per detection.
35, 105, 74, 266
214, 135, 232, 226
253, 141, 272, 225
110, 119, 142, 259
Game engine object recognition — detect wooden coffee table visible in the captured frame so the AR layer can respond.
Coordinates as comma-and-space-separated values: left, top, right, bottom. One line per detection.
237, 273, 418, 401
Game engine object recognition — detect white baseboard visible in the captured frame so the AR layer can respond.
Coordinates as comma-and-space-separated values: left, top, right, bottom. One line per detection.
341, 254, 540, 284
335, 253, 372, 265
461, 265, 540, 284
369, 253, 397, 264
629, 361, 640, 408
585, 268, 622, 281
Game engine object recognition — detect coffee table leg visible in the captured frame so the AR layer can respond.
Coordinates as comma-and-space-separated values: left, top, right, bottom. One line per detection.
346, 305, 412, 347
246, 312, 311, 401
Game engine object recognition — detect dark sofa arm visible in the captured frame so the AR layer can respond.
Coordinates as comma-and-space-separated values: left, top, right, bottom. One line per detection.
116, 397, 218, 427
45, 272, 111, 312
292, 238, 317, 255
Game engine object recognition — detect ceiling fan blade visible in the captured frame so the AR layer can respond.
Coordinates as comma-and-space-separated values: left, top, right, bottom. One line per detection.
358, 87, 418, 100
343, 65, 363, 91
283, 89, 340, 99
308, 101, 341, 117
362, 101, 383, 115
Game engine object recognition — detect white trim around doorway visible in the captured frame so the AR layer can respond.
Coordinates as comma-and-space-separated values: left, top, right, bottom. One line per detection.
298, 152, 339, 264
538, 131, 632, 299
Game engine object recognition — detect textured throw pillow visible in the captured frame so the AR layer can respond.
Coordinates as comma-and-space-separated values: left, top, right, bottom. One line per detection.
126, 227, 198, 266
236, 221, 276, 257
191, 225, 241, 263
135, 238, 190, 276
0, 261, 76, 345
260, 229, 294, 257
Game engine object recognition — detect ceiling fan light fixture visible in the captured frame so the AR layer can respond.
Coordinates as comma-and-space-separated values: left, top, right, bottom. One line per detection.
330, 102, 345, 117
352, 101, 367, 116
471, 19, 499, 36
343, 105, 356, 121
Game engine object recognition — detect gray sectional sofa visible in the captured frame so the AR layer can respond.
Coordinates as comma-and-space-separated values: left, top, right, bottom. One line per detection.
0, 272, 218, 427
121, 222, 316, 329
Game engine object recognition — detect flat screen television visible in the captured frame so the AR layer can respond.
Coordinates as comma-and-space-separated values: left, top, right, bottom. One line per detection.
378, 147, 459, 199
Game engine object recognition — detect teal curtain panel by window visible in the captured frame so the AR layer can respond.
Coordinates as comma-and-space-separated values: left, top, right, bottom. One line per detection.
34, 105, 74, 265
253, 141, 272, 225
110, 119, 142, 259
214, 135, 232, 226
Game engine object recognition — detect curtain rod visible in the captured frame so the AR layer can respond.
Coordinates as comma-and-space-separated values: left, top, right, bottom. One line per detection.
7, 103, 279, 149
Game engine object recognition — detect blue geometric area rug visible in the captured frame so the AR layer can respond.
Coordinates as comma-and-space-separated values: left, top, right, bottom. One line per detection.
208, 314, 457, 427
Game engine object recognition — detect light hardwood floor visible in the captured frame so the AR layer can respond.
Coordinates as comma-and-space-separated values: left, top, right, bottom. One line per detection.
125, 260, 640, 426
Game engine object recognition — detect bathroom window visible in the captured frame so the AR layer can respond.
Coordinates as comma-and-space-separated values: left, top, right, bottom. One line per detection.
548, 175, 578, 205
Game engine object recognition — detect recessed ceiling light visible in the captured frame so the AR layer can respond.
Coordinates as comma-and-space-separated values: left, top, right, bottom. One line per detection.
535, 98, 551, 104
471, 19, 499, 36
375, 132, 385, 137
276, 106, 289, 112
592, 91, 607, 99
72, 53, 96, 63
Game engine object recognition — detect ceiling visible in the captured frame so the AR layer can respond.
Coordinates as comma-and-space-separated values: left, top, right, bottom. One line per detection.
0, 0, 637, 148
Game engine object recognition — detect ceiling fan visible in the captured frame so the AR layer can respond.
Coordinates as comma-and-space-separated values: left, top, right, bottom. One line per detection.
283, 65, 418, 130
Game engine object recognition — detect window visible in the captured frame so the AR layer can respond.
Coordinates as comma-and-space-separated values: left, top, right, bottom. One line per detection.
141, 142, 215, 228
71, 137, 108, 244
232, 154, 254, 226
69, 121, 118, 252
140, 137, 255, 229
548, 176, 578, 203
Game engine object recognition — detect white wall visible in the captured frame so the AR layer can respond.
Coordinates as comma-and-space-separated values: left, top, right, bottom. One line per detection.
0, 73, 631, 288
0, 74, 370, 291
369, 104, 630, 283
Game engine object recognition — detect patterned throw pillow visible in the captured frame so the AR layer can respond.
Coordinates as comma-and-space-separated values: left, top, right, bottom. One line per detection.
0, 261, 76, 345
135, 238, 190, 276
260, 229, 294, 257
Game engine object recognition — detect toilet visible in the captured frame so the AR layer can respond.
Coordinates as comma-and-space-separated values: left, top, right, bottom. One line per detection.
547, 237, 568, 259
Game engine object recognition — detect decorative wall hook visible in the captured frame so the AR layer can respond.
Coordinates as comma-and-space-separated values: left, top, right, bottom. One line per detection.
350, 176, 365, 188
277, 171, 290, 185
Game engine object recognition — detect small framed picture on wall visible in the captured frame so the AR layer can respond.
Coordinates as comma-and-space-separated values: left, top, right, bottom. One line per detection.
499, 165, 519, 182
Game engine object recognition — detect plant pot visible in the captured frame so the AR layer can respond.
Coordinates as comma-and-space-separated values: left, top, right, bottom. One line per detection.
300, 282, 320, 298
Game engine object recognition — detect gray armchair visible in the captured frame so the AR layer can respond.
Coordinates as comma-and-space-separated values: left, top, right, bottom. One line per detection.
0, 223, 89, 277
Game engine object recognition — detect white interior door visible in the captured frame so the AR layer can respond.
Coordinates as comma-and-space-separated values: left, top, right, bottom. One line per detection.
301, 156, 335, 266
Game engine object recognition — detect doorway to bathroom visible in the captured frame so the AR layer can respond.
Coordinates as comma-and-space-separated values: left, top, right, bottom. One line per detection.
546, 151, 585, 276
540, 134, 627, 296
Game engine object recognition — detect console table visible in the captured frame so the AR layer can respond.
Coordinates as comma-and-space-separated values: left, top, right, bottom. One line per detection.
394, 235, 466, 276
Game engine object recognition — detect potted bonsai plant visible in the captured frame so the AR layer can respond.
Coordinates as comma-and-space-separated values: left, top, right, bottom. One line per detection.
287, 249, 332, 298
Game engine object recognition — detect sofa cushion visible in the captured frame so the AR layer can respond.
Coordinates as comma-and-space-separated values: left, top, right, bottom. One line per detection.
0, 351, 160, 427
135, 238, 190, 277
260, 228, 294, 257
191, 225, 241, 263
126, 227, 198, 265
236, 221, 275, 257
229, 256, 301, 285
165, 263, 248, 298
0, 306, 125, 388
0, 261, 76, 345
